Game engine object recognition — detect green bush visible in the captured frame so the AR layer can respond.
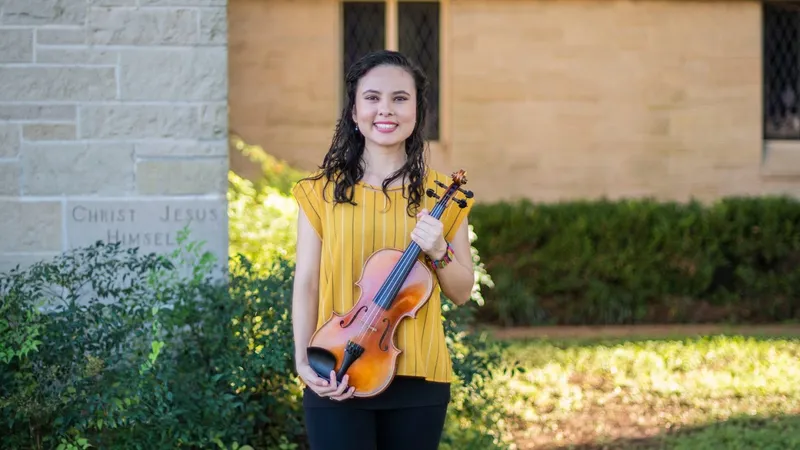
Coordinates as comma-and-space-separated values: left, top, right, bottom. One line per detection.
228, 171, 300, 275
228, 134, 306, 276
470, 196, 800, 326
0, 234, 304, 450
229, 134, 308, 197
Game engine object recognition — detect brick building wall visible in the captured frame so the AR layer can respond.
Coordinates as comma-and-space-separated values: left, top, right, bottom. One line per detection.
0, 0, 229, 273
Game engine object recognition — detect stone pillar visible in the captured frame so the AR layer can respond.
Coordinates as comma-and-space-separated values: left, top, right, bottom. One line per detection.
0, 0, 229, 273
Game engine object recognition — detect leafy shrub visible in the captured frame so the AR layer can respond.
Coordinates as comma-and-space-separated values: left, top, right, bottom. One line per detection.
0, 234, 303, 450
229, 134, 308, 196
0, 240, 173, 449
228, 171, 300, 275
470, 196, 800, 326
228, 134, 308, 277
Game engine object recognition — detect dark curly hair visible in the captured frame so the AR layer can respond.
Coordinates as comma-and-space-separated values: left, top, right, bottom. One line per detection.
305, 50, 431, 217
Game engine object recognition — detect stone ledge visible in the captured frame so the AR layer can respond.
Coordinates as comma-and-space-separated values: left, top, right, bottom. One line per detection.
761, 140, 800, 177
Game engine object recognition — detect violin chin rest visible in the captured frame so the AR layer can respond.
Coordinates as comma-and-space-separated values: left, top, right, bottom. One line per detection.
307, 346, 337, 380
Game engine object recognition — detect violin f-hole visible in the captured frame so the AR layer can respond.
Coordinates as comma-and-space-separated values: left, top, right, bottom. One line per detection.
339, 305, 367, 328
379, 318, 391, 351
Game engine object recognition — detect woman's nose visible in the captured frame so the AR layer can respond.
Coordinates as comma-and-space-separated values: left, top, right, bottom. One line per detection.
378, 102, 394, 116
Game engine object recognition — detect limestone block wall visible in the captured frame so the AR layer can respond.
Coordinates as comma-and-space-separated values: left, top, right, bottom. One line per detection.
449, 0, 773, 203
229, 0, 800, 204
0, 0, 230, 273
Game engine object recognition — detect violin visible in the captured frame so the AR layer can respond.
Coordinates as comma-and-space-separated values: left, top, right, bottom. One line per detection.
306, 169, 473, 398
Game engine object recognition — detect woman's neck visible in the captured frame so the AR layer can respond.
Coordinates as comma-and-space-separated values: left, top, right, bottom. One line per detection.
361, 142, 407, 183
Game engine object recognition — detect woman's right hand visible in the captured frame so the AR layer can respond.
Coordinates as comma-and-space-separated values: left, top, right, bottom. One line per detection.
297, 362, 356, 401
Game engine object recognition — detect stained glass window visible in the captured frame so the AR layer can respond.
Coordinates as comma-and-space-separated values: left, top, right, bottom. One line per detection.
342, 2, 386, 80
399, 2, 440, 140
764, 2, 800, 140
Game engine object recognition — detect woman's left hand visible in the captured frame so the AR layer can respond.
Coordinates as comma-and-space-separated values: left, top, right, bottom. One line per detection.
411, 209, 447, 260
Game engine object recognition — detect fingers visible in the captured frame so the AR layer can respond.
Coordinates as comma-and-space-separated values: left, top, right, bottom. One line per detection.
298, 366, 334, 393
415, 214, 444, 240
327, 371, 355, 400
413, 216, 443, 239
327, 372, 355, 401
415, 220, 441, 235
410, 229, 432, 253
416, 210, 444, 230
411, 223, 445, 254
302, 368, 355, 401
416, 211, 440, 226
316, 370, 344, 396
330, 386, 356, 401
308, 370, 329, 388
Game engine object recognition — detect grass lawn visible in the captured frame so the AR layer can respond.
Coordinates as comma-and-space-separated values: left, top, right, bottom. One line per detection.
497, 330, 800, 449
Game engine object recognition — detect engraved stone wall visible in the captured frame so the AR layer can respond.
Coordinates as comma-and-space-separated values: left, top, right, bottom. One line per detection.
0, 0, 229, 273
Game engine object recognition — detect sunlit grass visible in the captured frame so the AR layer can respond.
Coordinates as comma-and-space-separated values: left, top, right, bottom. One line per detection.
499, 334, 800, 449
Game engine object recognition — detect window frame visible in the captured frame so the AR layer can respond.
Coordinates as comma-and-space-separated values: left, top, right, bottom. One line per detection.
761, 1, 800, 176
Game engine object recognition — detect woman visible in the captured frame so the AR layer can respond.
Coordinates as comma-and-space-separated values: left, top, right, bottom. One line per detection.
291, 50, 476, 450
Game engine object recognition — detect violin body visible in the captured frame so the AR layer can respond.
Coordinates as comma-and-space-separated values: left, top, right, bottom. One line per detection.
307, 248, 433, 397
305, 169, 472, 398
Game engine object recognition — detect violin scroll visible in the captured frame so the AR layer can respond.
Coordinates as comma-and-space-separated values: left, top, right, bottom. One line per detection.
429, 169, 473, 209
451, 169, 468, 185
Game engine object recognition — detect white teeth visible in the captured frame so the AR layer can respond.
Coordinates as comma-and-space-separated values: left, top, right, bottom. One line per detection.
374, 124, 397, 130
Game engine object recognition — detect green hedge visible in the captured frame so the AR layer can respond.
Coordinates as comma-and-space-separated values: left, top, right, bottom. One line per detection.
469, 196, 800, 326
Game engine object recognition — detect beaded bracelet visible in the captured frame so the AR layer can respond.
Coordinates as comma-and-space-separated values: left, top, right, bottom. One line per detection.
425, 241, 454, 270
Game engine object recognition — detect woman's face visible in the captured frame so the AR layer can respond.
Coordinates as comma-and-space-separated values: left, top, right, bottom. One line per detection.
352, 64, 417, 151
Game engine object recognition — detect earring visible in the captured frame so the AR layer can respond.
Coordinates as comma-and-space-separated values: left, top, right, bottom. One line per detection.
355, 124, 359, 131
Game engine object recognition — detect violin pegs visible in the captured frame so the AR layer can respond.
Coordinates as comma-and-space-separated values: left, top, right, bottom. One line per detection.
426, 188, 440, 199
434, 180, 447, 190
454, 198, 468, 209
457, 187, 474, 199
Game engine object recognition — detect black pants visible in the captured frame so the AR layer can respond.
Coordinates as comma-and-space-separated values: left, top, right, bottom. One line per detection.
303, 403, 449, 450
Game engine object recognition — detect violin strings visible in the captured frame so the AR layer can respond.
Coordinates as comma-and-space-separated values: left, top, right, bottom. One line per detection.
350, 194, 451, 347
352, 200, 445, 343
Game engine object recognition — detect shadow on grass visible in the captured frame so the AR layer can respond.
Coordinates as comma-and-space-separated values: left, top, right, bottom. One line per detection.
547, 413, 800, 450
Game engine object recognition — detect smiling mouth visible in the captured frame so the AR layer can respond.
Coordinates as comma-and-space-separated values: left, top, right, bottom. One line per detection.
374, 123, 398, 132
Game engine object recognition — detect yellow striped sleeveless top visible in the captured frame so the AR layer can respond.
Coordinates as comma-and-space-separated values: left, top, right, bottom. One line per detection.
292, 167, 474, 383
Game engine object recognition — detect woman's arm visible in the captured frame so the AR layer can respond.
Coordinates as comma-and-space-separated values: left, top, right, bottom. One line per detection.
291, 208, 354, 400
432, 218, 474, 305
411, 211, 475, 306
291, 208, 322, 367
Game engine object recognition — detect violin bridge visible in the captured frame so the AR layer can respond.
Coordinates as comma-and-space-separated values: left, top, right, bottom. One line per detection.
358, 318, 378, 332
